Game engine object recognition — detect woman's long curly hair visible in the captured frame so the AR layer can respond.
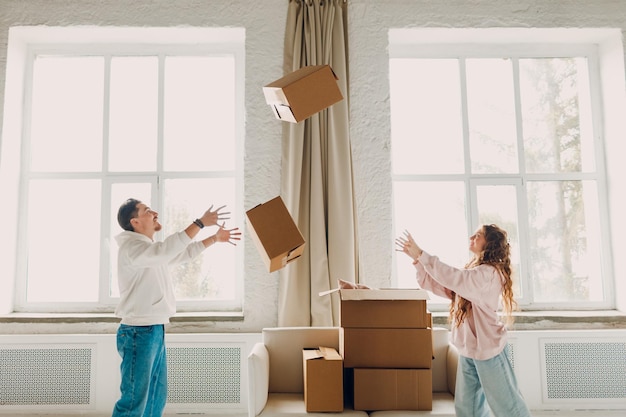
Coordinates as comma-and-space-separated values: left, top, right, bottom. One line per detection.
450, 224, 517, 327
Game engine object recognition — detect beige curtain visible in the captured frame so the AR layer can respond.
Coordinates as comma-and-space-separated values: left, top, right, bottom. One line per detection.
278, 0, 358, 327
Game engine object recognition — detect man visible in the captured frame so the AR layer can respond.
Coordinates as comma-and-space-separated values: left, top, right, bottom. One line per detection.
112, 198, 240, 417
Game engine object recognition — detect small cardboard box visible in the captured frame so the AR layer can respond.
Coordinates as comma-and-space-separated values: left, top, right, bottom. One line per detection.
338, 289, 431, 329
341, 327, 433, 369
303, 347, 344, 412
246, 196, 305, 272
263, 65, 343, 123
353, 368, 432, 411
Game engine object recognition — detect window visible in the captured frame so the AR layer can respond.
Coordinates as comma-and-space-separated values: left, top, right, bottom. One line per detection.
8, 27, 245, 313
389, 30, 614, 310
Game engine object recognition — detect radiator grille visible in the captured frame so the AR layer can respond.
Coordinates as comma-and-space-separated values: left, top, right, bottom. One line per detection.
166, 346, 241, 404
0, 347, 92, 405
544, 341, 626, 399
506, 342, 515, 369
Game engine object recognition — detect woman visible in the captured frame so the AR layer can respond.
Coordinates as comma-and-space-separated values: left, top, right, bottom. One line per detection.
396, 224, 532, 417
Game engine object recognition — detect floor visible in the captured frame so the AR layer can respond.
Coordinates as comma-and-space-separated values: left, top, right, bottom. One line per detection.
9, 411, 626, 417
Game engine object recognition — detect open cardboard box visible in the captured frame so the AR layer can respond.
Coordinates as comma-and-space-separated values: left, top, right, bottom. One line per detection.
263, 65, 343, 123
246, 196, 305, 272
302, 347, 344, 412
321, 288, 431, 328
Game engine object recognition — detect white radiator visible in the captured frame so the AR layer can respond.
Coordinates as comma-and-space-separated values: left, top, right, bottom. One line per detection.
509, 329, 626, 411
0, 344, 95, 407
0, 330, 624, 414
541, 339, 626, 402
0, 333, 260, 415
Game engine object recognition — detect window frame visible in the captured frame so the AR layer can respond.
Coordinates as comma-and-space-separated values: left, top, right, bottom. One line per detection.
389, 33, 615, 310
10, 27, 245, 314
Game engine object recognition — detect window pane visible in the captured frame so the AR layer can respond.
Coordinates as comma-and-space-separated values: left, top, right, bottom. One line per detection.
390, 59, 464, 174
109, 57, 158, 172
393, 181, 468, 302
30, 57, 104, 172
476, 185, 522, 298
109, 183, 153, 298
27, 179, 101, 302
163, 56, 236, 172
527, 180, 603, 302
466, 59, 518, 174
162, 178, 237, 300
520, 58, 595, 173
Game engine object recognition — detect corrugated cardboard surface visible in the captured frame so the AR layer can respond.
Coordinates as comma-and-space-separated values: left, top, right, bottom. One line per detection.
337, 288, 429, 301
245, 196, 305, 272
341, 299, 430, 328
353, 368, 433, 411
302, 347, 344, 412
341, 328, 433, 369
263, 65, 343, 123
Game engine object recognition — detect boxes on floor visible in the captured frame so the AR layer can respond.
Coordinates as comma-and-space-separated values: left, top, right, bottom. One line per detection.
302, 347, 344, 412
246, 196, 305, 272
263, 65, 343, 123
328, 288, 434, 410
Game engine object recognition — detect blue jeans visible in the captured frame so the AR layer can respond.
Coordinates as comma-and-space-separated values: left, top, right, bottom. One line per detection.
455, 346, 532, 417
112, 324, 167, 417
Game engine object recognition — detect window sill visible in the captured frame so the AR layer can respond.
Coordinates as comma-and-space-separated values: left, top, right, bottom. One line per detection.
0, 311, 244, 322
1, 310, 624, 334
0, 311, 244, 335
431, 310, 626, 330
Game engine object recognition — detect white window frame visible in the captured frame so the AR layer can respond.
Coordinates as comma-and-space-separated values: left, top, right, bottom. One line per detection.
6, 26, 245, 314
389, 28, 616, 310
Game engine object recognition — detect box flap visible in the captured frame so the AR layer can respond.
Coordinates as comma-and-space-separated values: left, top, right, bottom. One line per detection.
319, 346, 342, 360
320, 288, 429, 300
303, 346, 342, 361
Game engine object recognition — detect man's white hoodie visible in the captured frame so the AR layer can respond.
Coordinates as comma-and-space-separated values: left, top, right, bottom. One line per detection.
115, 230, 205, 325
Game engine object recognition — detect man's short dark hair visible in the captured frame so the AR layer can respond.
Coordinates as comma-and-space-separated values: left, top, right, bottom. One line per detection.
117, 198, 141, 231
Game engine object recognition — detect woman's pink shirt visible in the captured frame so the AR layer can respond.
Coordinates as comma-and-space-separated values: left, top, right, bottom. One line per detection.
415, 251, 508, 360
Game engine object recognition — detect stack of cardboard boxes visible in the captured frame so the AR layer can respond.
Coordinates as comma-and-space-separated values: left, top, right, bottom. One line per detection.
339, 289, 433, 411
245, 195, 434, 412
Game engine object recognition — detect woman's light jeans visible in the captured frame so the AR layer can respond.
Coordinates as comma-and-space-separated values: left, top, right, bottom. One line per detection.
455, 346, 532, 417
112, 324, 167, 417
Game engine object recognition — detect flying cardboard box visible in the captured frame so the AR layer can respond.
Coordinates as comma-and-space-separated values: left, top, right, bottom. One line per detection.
303, 347, 344, 412
352, 368, 432, 411
263, 65, 343, 123
246, 196, 305, 272
336, 289, 431, 329
340, 327, 433, 369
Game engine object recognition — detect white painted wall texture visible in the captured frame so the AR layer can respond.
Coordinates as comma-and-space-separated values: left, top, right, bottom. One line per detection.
1, 1, 625, 333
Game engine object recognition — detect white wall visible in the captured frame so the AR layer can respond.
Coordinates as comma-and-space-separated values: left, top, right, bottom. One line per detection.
1, 0, 625, 333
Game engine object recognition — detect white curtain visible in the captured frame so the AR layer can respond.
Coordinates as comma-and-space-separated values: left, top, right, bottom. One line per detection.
278, 0, 359, 327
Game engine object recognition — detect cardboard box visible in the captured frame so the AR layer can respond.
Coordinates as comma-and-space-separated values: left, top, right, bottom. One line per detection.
352, 368, 432, 411
303, 347, 344, 412
326, 288, 430, 328
263, 65, 343, 123
246, 196, 305, 272
341, 299, 431, 328
341, 328, 433, 369
334, 288, 430, 301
